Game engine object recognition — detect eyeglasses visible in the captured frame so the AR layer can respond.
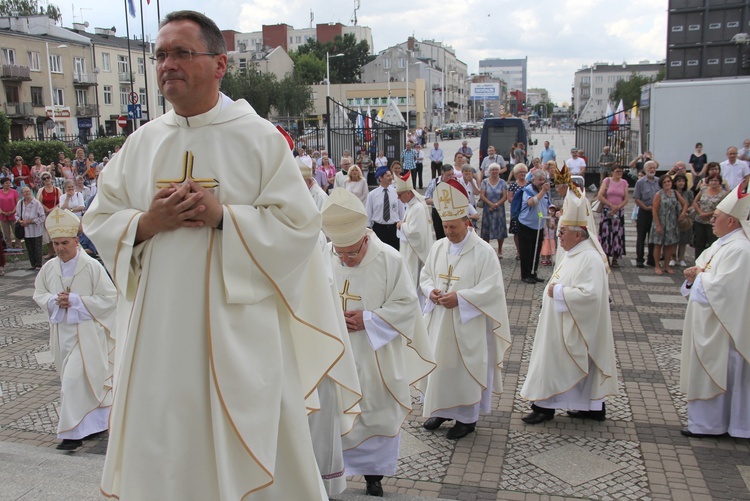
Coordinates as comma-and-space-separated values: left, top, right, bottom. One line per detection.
42, 176, 51, 181
332, 238, 366, 259
150, 49, 219, 64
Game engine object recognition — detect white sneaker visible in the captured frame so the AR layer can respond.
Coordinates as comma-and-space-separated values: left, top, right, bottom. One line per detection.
668, 260, 676, 267
679, 260, 687, 267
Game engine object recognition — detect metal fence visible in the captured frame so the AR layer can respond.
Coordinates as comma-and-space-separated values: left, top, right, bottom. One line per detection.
575, 108, 639, 186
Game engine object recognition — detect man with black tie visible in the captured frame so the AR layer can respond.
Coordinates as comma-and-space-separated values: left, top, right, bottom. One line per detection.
366, 165, 403, 250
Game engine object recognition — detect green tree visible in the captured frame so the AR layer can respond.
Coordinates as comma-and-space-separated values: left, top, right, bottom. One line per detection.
0, 0, 61, 21
276, 75, 313, 117
290, 34, 375, 85
609, 70, 665, 108
220, 66, 278, 119
0, 111, 11, 163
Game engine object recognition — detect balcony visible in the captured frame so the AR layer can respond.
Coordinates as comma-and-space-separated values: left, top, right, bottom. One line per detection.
76, 104, 99, 116
3, 102, 34, 116
0, 64, 31, 81
118, 71, 134, 83
73, 72, 97, 86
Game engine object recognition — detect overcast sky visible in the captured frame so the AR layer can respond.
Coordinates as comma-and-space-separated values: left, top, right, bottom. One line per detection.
61, 0, 669, 105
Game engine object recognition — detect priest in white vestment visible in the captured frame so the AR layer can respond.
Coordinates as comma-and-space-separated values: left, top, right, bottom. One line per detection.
33, 208, 116, 451
395, 171, 435, 307
83, 11, 350, 501
680, 182, 750, 438
419, 179, 511, 440
520, 193, 618, 424
300, 160, 328, 211
321, 189, 435, 497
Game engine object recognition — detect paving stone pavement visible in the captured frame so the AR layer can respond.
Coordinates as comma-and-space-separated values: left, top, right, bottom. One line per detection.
2, 176, 749, 500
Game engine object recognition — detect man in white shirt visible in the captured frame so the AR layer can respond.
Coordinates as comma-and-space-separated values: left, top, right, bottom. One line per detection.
366, 166, 403, 250
479, 145, 507, 181
429, 142, 444, 179
565, 148, 587, 176
720, 146, 750, 191
737, 138, 750, 162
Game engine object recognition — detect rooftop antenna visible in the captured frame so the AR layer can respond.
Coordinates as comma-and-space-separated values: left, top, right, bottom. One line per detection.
309, 9, 314, 29
351, 0, 360, 26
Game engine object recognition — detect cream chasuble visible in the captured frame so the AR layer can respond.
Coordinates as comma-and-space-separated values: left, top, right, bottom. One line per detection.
680, 230, 750, 402
521, 238, 618, 404
327, 234, 435, 476
399, 195, 435, 304
84, 95, 352, 500
33, 248, 116, 438
309, 182, 328, 211
418, 231, 511, 420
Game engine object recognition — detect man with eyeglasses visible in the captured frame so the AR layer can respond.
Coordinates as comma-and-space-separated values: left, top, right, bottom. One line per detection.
85, 10, 350, 500
321, 188, 434, 498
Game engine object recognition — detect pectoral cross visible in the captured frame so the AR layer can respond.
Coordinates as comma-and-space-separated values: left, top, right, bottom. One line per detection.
156, 151, 219, 189
438, 265, 459, 293
339, 279, 362, 310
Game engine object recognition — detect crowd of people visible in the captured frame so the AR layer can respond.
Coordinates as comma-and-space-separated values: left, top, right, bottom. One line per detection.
3, 9, 749, 499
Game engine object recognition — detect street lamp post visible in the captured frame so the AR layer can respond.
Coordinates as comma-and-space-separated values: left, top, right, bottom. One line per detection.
45, 42, 68, 135
326, 52, 344, 98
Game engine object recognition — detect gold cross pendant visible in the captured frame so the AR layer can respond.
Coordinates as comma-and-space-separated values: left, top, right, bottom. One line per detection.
438, 264, 460, 293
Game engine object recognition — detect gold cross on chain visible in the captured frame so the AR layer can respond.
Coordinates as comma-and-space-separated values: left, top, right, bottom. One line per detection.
438, 264, 460, 293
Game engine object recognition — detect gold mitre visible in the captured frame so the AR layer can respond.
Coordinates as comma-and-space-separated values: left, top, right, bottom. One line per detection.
321, 188, 368, 246
559, 190, 589, 227
45, 207, 80, 239
554, 164, 582, 198
435, 179, 469, 221
297, 158, 313, 180
394, 171, 415, 194
716, 182, 750, 220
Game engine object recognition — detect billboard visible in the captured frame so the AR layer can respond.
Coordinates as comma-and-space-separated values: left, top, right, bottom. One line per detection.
470, 83, 500, 100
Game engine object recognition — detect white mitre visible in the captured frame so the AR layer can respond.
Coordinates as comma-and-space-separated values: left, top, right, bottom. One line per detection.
298, 158, 313, 181
45, 207, 80, 239
716, 182, 750, 238
560, 191, 610, 271
435, 179, 469, 221
321, 188, 368, 246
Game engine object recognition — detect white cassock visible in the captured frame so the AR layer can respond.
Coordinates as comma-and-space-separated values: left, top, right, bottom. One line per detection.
327, 232, 435, 476
419, 230, 511, 423
309, 182, 328, 211
84, 94, 349, 501
521, 238, 618, 410
33, 248, 116, 439
680, 228, 750, 437
308, 232, 362, 496
398, 194, 435, 306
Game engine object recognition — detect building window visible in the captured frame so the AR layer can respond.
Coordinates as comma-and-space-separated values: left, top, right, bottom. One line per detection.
398, 57, 405, 68
76, 89, 88, 106
239, 58, 247, 70
74, 57, 86, 77
120, 86, 129, 106
139, 88, 146, 106
103, 85, 112, 105
581, 89, 590, 98
53, 88, 64, 106
49, 54, 62, 73
383, 58, 391, 70
347, 99, 354, 106
102, 53, 111, 72
607, 87, 613, 94
608, 75, 616, 83
31, 86, 44, 106
295, 36, 301, 43
581, 76, 590, 85
138, 57, 145, 75
2, 48, 16, 65
28, 51, 41, 71
398, 97, 406, 105
595, 87, 602, 95
157, 90, 164, 108
595, 75, 603, 83
117, 55, 129, 74
381, 97, 388, 105
289, 36, 293, 44
5, 85, 19, 103
54, 121, 66, 137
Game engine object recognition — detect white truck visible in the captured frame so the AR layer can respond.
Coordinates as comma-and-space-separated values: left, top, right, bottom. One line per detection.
641, 78, 750, 169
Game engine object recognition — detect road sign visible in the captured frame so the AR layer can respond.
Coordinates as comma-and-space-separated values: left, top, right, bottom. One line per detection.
117, 116, 128, 128
127, 104, 142, 119
129, 91, 139, 104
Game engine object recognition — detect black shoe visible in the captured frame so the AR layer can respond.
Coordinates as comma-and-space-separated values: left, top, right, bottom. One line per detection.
522, 411, 554, 425
83, 430, 107, 440
423, 416, 450, 430
365, 477, 383, 497
522, 277, 536, 284
646, 261, 655, 267
566, 410, 606, 422
533, 276, 545, 283
446, 421, 476, 440
636, 263, 645, 268
680, 429, 724, 438
56, 439, 83, 450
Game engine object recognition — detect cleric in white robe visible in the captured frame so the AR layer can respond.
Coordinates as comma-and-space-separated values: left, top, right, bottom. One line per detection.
300, 159, 328, 211
321, 188, 435, 497
419, 179, 511, 440
520, 193, 618, 424
395, 171, 435, 306
83, 11, 350, 500
680, 182, 750, 438
33, 207, 116, 451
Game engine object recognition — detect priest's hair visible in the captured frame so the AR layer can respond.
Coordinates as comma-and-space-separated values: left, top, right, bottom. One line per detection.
566, 225, 589, 239
161, 11, 227, 55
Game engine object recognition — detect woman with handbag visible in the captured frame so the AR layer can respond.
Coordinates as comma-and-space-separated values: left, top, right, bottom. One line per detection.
596, 164, 629, 268
672, 174, 694, 267
16, 186, 45, 270
691, 173, 726, 259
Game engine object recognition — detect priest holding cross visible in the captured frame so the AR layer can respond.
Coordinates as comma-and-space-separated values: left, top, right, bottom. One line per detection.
419, 179, 512, 440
